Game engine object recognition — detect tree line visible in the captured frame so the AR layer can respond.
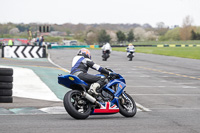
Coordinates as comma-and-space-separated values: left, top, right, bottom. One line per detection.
86, 29, 135, 45
191, 30, 200, 40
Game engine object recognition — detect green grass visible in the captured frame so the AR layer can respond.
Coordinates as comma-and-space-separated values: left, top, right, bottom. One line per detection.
114, 40, 200, 45
112, 47, 200, 60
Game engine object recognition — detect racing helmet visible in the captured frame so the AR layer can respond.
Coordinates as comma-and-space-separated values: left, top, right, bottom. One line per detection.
128, 43, 133, 46
77, 48, 91, 59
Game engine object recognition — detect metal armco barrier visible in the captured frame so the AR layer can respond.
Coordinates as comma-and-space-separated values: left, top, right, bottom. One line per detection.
2, 45, 47, 58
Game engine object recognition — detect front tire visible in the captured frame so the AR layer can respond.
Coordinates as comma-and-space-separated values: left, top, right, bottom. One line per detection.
119, 92, 137, 117
63, 90, 92, 119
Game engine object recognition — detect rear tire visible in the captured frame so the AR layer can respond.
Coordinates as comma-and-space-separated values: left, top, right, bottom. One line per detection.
105, 53, 109, 61
119, 92, 137, 117
63, 90, 92, 119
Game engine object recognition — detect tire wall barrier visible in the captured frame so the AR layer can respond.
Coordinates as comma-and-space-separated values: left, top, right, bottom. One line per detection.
1, 45, 47, 58
0, 68, 13, 103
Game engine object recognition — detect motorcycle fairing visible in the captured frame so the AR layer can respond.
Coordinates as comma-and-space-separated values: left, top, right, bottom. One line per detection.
91, 102, 119, 114
104, 79, 126, 96
115, 74, 126, 84
114, 82, 126, 97
109, 82, 126, 107
92, 81, 126, 114
58, 75, 88, 90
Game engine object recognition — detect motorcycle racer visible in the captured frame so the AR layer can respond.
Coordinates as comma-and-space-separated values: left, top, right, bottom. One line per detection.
101, 43, 112, 61
70, 48, 116, 95
101, 42, 112, 53
126, 43, 135, 61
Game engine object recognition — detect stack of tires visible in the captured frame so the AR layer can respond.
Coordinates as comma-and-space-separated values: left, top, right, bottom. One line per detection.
0, 68, 13, 103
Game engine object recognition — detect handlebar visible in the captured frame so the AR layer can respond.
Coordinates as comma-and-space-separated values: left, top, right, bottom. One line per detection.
101, 68, 120, 80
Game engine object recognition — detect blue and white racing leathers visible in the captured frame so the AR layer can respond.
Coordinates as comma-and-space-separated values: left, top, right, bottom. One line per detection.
70, 55, 109, 86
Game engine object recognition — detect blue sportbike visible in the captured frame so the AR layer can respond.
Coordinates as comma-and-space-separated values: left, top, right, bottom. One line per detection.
58, 69, 137, 119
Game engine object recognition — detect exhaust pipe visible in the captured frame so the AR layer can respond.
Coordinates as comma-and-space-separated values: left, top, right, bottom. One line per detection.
82, 92, 101, 107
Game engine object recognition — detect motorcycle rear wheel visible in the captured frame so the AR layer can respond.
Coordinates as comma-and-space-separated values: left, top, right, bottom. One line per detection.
63, 90, 92, 119
119, 92, 137, 117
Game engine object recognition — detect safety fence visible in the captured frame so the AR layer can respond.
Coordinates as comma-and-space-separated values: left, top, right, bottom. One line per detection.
1, 45, 47, 58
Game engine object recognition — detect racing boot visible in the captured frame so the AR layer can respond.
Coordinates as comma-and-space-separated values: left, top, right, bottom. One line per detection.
88, 83, 100, 95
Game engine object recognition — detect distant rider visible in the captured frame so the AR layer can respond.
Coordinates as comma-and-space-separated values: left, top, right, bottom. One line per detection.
70, 48, 116, 95
126, 43, 135, 57
101, 42, 112, 54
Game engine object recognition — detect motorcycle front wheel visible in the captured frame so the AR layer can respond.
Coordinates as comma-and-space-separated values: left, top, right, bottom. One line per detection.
63, 90, 92, 119
119, 92, 137, 117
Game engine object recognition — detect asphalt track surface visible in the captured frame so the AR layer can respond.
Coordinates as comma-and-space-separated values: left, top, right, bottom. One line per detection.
1, 48, 200, 133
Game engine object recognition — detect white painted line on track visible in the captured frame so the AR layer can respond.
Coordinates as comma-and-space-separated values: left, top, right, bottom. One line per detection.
48, 54, 70, 73
125, 72, 133, 73
160, 80, 168, 82
39, 106, 67, 114
136, 103, 151, 112
131, 69, 137, 70
139, 75, 151, 77
182, 86, 197, 88
177, 83, 195, 85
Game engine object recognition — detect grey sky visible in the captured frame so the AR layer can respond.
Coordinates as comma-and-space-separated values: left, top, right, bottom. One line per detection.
1, 0, 199, 27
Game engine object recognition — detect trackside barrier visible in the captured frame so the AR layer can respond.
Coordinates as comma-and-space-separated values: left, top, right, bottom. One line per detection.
50, 45, 99, 49
1, 45, 47, 58
105, 44, 200, 47
49, 44, 200, 49
0, 68, 13, 103
100, 45, 153, 47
